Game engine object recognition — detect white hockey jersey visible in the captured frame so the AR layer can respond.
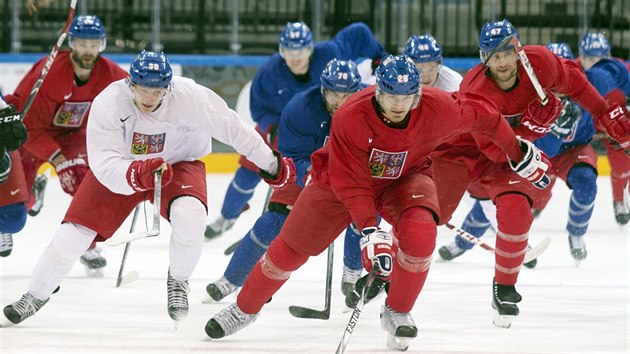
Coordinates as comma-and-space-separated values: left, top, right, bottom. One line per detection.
434, 65, 463, 92
87, 76, 277, 195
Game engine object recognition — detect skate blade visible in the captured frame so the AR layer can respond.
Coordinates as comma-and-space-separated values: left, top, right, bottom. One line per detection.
85, 268, 104, 278
573, 259, 582, 268
492, 310, 514, 328
202, 295, 216, 304
0, 311, 15, 328
386, 334, 411, 351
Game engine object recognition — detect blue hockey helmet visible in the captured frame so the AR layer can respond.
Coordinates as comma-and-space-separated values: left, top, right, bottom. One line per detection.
375, 55, 420, 95
68, 15, 107, 51
129, 50, 173, 88
320, 59, 362, 93
546, 42, 574, 60
478, 19, 519, 62
579, 32, 611, 57
279, 22, 313, 51
404, 34, 443, 63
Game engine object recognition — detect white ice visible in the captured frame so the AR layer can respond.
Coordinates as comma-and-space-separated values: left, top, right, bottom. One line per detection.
1, 174, 628, 353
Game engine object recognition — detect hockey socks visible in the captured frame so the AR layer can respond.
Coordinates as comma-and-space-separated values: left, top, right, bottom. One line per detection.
221, 167, 260, 219
494, 193, 532, 285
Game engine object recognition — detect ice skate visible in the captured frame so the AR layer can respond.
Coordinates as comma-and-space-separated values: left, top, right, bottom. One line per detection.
204, 216, 237, 240
28, 173, 49, 217
0, 293, 49, 327
205, 303, 259, 339
79, 247, 107, 278
167, 272, 189, 326
345, 273, 388, 309
437, 241, 465, 261
380, 304, 417, 351
341, 265, 362, 297
568, 235, 587, 267
0, 233, 13, 257
522, 244, 537, 269
491, 278, 521, 328
613, 200, 629, 226
204, 276, 238, 303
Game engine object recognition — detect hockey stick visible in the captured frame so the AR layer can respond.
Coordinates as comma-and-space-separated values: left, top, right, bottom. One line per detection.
223, 186, 274, 256
105, 166, 165, 246
509, 36, 548, 106
115, 204, 141, 287
20, 0, 78, 119
335, 265, 378, 354
444, 222, 551, 264
288, 242, 334, 319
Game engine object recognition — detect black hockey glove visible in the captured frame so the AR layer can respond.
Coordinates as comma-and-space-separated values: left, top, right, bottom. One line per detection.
0, 105, 27, 151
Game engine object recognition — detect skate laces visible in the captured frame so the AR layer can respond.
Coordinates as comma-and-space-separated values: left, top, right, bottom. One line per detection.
341, 266, 362, 285
12, 293, 48, 319
213, 303, 258, 336
381, 305, 416, 334
212, 277, 238, 296
569, 235, 586, 249
81, 248, 103, 261
0, 233, 13, 252
167, 274, 189, 309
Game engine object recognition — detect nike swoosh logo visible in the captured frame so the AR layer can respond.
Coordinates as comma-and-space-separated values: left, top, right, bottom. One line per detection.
120, 115, 132, 123
368, 138, 373, 144
577, 155, 588, 159
63, 93, 72, 100
508, 180, 520, 185
181, 185, 193, 189
411, 194, 424, 198
10, 189, 20, 196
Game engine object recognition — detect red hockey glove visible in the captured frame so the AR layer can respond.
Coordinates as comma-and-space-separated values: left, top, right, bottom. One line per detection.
126, 157, 173, 192
596, 104, 630, 149
515, 90, 562, 139
508, 137, 551, 189
55, 157, 89, 196
360, 227, 394, 280
265, 123, 279, 146
259, 150, 296, 189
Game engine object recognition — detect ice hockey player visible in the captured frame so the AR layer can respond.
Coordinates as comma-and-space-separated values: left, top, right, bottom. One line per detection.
0, 50, 295, 328
404, 33, 462, 91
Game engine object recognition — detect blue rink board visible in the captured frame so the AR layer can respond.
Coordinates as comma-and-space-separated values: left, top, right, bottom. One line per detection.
0, 53, 481, 70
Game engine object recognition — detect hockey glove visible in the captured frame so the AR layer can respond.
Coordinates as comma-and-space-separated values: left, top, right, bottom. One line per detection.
508, 137, 551, 189
515, 90, 562, 139
55, 157, 89, 196
360, 227, 394, 280
259, 150, 296, 190
126, 157, 173, 192
0, 105, 27, 151
596, 104, 630, 149
549, 98, 580, 139
265, 123, 279, 146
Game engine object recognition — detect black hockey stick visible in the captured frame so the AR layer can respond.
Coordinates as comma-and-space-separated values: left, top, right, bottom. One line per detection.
115, 205, 141, 287
288, 242, 334, 319
223, 186, 273, 256
335, 265, 378, 354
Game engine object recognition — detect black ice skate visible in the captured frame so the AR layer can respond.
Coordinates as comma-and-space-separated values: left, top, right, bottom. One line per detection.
204, 276, 238, 303
0, 293, 49, 327
380, 304, 418, 351
345, 273, 389, 309
491, 278, 522, 328
437, 241, 466, 261
613, 200, 630, 226
28, 173, 49, 217
204, 216, 237, 240
167, 272, 189, 326
0, 232, 13, 257
568, 235, 587, 267
79, 247, 107, 278
205, 303, 259, 339
341, 265, 362, 296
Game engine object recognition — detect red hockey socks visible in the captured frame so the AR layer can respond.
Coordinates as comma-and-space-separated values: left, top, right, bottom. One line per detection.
386, 207, 436, 313
237, 237, 309, 314
495, 193, 533, 285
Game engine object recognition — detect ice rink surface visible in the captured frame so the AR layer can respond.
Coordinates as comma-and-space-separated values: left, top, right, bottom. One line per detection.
1, 173, 628, 354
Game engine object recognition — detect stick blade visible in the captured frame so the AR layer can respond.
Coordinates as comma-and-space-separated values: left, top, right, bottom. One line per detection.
116, 271, 139, 287
288, 305, 330, 320
105, 230, 159, 247
524, 235, 551, 264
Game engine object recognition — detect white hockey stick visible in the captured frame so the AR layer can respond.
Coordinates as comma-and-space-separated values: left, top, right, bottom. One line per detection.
509, 36, 548, 106
105, 167, 165, 247
445, 223, 550, 264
